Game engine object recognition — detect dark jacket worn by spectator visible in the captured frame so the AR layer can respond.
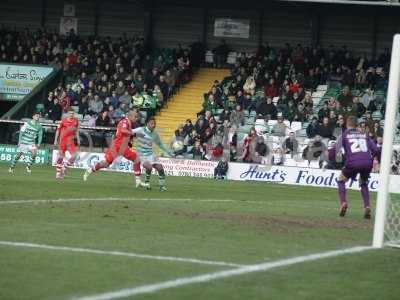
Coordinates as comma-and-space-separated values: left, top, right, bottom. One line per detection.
306, 119, 320, 138
256, 99, 277, 119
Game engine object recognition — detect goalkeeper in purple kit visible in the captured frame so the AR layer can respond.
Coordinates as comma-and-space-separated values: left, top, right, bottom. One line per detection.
331, 116, 379, 219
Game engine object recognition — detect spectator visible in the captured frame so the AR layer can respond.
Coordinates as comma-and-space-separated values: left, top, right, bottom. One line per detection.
195, 115, 209, 136
361, 88, 375, 108
96, 111, 111, 127
316, 117, 335, 139
214, 158, 229, 179
230, 105, 245, 128
306, 117, 320, 138
89, 95, 104, 115
302, 135, 327, 163
238, 93, 253, 112
49, 98, 62, 121
171, 129, 186, 156
271, 114, 287, 137
283, 131, 299, 156
165, 69, 176, 89
183, 119, 194, 136
371, 121, 383, 139
264, 78, 278, 98
202, 94, 218, 115
271, 147, 284, 166
367, 97, 380, 113
219, 108, 231, 124
240, 127, 257, 162
107, 105, 117, 125
188, 140, 205, 160
349, 96, 366, 118
78, 96, 89, 116
337, 86, 353, 108
253, 136, 269, 164
256, 97, 277, 120
243, 76, 256, 95
318, 102, 330, 122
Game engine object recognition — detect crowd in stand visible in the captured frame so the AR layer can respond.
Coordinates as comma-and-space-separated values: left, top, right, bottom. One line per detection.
0, 28, 194, 126
172, 42, 389, 166
0, 28, 391, 167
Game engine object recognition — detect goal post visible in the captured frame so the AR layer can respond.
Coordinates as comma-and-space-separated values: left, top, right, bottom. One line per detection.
372, 34, 400, 248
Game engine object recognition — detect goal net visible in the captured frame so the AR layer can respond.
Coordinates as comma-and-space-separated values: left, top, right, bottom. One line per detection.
373, 34, 400, 248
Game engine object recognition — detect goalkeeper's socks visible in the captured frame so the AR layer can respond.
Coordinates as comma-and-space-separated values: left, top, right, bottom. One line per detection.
360, 184, 370, 208
338, 180, 347, 205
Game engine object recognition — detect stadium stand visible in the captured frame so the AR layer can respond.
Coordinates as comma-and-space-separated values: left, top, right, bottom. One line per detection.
170, 43, 392, 169
0, 28, 193, 125
0, 27, 396, 170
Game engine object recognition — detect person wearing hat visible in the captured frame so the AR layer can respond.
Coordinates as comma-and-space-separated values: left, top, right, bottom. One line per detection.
9, 111, 43, 174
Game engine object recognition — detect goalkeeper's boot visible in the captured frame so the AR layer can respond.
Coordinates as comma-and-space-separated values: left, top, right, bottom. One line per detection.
364, 207, 371, 219
26, 166, 31, 173
159, 186, 167, 192
339, 203, 348, 217
83, 168, 92, 181
8, 167, 14, 174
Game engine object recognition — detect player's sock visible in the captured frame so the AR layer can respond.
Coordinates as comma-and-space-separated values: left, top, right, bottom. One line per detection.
338, 180, 347, 205
145, 169, 151, 183
133, 162, 141, 177
360, 183, 370, 209
158, 169, 165, 187
56, 157, 64, 175
133, 162, 142, 186
27, 156, 33, 167
10, 155, 18, 169
26, 156, 33, 172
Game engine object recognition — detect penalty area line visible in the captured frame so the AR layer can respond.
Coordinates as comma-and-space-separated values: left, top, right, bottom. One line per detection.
0, 241, 244, 268
72, 245, 373, 300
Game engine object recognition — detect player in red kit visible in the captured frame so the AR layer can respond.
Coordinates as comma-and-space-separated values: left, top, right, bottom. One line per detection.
54, 108, 80, 179
83, 109, 143, 187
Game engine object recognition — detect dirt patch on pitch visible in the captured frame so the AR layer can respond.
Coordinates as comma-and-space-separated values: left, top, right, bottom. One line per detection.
168, 210, 372, 233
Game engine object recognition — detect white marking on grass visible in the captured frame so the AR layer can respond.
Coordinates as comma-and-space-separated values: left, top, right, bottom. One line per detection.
0, 197, 336, 210
73, 246, 373, 300
0, 241, 243, 268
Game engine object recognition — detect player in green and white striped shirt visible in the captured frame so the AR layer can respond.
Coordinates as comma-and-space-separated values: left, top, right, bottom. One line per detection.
9, 112, 43, 173
132, 117, 173, 191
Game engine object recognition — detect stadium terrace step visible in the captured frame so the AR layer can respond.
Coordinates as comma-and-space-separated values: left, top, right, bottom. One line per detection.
156, 68, 230, 144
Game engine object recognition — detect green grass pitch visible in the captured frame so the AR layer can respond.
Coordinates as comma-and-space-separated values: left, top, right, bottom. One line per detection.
0, 164, 399, 300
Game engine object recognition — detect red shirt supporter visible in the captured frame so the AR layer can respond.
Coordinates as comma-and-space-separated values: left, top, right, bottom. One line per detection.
290, 82, 300, 94
264, 84, 278, 98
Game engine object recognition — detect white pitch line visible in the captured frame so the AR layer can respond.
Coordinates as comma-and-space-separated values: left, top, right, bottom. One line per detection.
0, 197, 336, 210
73, 246, 373, 300
0, 241, 244, 268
